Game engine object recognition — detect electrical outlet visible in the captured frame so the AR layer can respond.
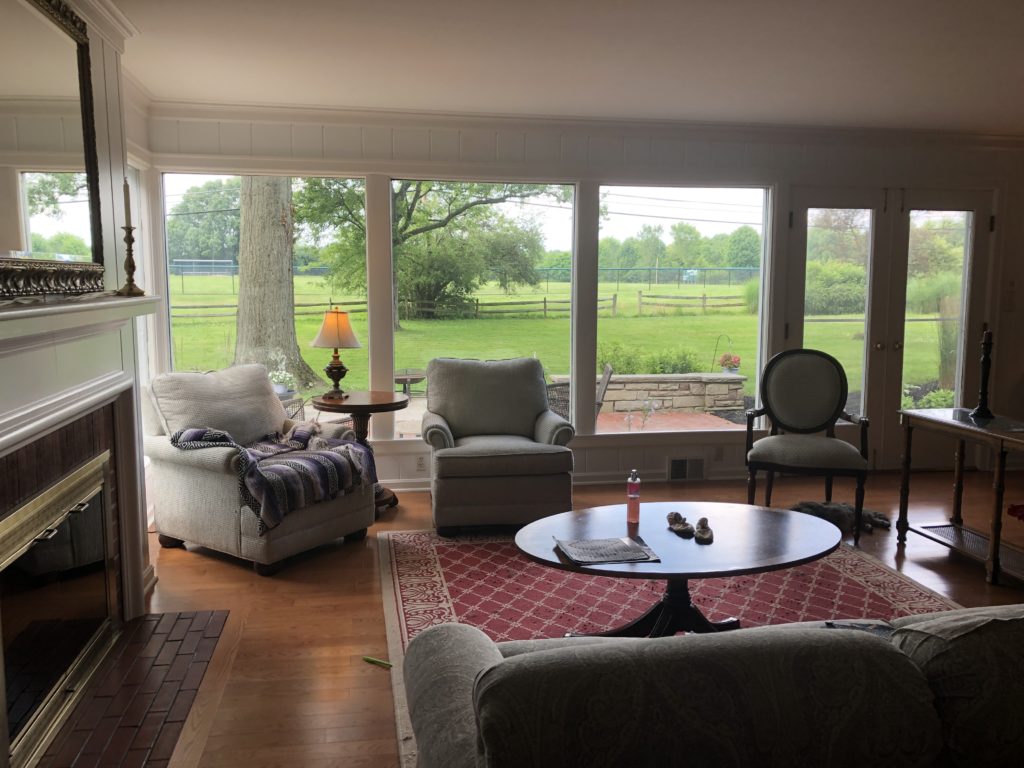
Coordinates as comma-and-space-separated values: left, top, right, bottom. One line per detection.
415, 456, 427, 473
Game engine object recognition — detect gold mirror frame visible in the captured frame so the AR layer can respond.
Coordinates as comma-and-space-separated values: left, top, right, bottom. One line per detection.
0, 0, 104, 298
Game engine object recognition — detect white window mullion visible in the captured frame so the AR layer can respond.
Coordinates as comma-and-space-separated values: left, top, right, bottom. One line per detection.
365, 173, 395, 440
572, 181, 600, 435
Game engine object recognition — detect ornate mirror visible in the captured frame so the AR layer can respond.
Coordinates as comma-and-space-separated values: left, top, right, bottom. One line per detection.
0, 0, 104, 298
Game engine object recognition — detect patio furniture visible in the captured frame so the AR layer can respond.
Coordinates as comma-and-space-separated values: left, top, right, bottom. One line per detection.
745, 348, 869, 543
546, 363, 613, 422
421, 357, 575, 535
142, 364, 375, 575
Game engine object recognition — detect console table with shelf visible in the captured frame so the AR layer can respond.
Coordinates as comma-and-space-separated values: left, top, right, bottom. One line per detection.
898, 407, 1024, 584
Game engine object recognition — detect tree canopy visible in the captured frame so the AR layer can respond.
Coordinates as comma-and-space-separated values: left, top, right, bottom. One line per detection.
24, 172, 87, 218
294, 179, 570, 324
165, 178, 241, 265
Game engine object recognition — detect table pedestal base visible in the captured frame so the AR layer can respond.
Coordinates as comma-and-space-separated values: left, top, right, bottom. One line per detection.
567, 579, 740, 638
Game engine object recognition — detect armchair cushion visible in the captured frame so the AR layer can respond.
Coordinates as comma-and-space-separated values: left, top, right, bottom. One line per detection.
426, 358, 547, 438
433, 436, 573, 478
748, 434, 868, 471
149, 364, 286, 447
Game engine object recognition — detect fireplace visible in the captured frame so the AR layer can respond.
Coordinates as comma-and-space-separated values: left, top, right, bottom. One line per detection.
0, 452, 122, 768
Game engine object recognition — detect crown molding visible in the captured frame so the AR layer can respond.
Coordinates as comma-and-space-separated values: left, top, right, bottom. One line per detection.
138, 98, 1024, 152
72, 0, 138, 51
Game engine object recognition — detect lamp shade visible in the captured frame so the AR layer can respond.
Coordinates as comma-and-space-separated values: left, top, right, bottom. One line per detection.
312, 309, 361, 349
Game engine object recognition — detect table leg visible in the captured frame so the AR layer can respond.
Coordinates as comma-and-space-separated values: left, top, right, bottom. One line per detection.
951, 439, 966, 525
351, 413, 371, 443
986, 449, 1007, 585
566, 579, 740, 638
897, 424, 913, 545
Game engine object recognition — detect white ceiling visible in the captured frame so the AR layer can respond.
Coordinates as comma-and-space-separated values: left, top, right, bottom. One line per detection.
115, 0, 1024, 136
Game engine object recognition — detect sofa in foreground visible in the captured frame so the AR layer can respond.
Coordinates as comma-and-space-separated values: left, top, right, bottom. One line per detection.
404, 604, 1024, 768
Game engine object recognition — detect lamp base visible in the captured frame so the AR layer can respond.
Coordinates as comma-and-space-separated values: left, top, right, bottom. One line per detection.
320, 388, 349, 400
322, 355, 349, 400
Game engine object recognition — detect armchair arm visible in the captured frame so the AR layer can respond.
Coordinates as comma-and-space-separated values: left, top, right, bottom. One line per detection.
841, 412, 871, 460
317, 420, 357, 442
143, 435, 238, 474
745, 407, 767, 461
422, 410, 455, 450
534, 409, 575, 446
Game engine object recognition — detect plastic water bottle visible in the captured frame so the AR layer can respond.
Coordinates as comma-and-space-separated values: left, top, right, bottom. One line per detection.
626, 469, 641, 524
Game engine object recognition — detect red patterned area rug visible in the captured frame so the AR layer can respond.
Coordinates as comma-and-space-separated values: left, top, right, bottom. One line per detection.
379, 529, 958, 766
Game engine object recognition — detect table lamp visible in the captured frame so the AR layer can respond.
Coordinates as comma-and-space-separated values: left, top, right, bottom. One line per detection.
312, 308, 361, 399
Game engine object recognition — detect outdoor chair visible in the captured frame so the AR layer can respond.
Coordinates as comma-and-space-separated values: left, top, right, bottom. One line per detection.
745, 349, 870, 543
142, 364, 375, 575
421, 357, 575, 535
546, 363, 614, 422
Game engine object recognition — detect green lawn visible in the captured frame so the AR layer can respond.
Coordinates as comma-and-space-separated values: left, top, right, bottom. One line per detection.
168, 276, 948, 400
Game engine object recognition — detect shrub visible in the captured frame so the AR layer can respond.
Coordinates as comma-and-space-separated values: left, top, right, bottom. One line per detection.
804, 260, 866, 315
742, 279, 759, 314
598, 341, 644, 374
598, 342, 699, 375
917, 389, 955, 408
645, 348, 700, 374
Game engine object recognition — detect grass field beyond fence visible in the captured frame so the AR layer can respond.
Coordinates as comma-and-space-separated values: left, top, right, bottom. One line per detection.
169, 276, 947, 402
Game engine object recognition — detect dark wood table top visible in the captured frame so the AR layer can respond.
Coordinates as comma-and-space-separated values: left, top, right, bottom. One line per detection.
515, 501, 841, 581
311, 391, 409, 415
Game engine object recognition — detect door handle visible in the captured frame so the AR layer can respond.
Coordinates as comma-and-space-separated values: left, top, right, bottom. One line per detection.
874, 342, 886, 351
893, 341, 904, 350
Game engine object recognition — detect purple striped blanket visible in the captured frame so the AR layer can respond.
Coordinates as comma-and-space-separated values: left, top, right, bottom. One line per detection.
170, 422, 376, 533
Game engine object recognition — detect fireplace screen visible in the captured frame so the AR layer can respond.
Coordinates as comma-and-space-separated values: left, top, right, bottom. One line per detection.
0, 452, 118, 765
2, 491, 108, 740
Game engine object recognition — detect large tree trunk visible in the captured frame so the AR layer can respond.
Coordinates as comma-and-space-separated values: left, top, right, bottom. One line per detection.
234, 176, 320, 389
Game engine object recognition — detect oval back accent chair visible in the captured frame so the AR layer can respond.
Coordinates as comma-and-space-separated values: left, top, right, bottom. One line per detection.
421, 357, 575, 536
745, 349, 870, 543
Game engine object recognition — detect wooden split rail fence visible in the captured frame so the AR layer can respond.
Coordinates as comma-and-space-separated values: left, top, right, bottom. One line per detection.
171, 301, 368, 319
637, 291, 745, 315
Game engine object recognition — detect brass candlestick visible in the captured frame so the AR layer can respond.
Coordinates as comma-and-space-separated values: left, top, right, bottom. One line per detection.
114, 225, 145, 297
969, 329, 994, 420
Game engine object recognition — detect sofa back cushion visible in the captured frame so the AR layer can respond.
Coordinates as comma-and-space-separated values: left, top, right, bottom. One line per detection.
474, 626, 941, 768
426, 358, 547, 438
149, 364, 286, 446
890, 603, 1024, 767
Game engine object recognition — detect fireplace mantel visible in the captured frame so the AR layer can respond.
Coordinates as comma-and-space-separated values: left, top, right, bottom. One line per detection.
0, 293, 158, 628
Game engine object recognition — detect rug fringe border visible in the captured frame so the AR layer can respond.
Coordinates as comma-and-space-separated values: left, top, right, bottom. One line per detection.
378, 532, 419, 768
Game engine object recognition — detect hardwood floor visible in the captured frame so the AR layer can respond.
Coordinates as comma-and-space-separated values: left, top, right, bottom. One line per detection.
152, 470, 1024, 767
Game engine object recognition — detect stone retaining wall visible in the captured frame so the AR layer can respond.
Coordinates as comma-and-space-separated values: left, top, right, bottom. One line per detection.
553, 373, 747, 413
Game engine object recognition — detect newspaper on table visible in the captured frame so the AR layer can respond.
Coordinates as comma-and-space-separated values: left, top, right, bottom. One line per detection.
553, 535, 660, 565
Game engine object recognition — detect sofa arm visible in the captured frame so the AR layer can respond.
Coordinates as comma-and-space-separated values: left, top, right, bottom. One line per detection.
404, 624, 503, 768
143, 435, 237, 474
534, 409, 574, 446
422, 410, 454, 449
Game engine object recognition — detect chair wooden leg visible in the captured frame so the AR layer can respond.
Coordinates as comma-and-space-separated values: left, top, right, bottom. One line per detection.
853, 475, 866, 547
747, 470, 757, 505
825, 476, 834, 503
765, 472, 775, 507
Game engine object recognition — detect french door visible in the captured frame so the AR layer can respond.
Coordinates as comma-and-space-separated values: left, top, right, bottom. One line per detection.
788, 187, 994, 469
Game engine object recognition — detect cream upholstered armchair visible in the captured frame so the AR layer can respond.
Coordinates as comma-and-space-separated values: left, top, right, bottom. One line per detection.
142, 364, 375, 575
421, 357, 575, 535
745, 349, 869, 543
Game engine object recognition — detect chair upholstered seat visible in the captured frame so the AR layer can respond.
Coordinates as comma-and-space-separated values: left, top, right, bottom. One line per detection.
422, 357, 575, 532
435, 436, 574, 478
747, 434, 868, 471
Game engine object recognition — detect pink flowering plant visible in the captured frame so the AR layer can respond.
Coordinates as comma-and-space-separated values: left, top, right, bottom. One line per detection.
718, 353, 741, 369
